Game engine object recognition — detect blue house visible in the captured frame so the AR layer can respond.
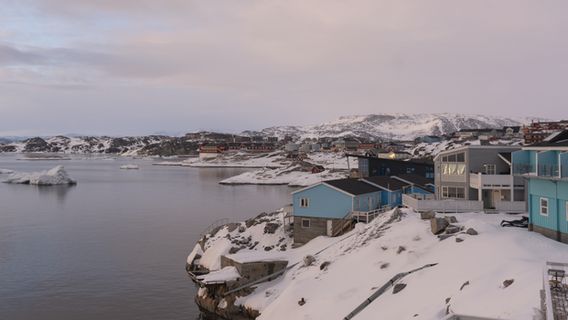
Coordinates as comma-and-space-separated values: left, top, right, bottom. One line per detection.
512, 130, 568, 243
291, 179, 382, 244
291, 176, 435, 244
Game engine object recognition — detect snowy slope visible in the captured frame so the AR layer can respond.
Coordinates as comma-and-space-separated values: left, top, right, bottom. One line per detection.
252, 113, 536, 141
191, 209, 567, 320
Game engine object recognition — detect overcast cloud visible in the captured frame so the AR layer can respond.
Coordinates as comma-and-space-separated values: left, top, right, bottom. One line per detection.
1, 0, 567, 135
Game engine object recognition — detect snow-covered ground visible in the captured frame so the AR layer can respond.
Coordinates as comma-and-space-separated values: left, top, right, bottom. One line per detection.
410, 138, 523, 158
220, 167, 347, 187
191, 209, 567, 320
2, 165, 77, 185
155, 152, 353, 186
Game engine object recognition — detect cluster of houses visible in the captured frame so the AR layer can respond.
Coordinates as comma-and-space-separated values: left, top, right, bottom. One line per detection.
289, 129, 568, 247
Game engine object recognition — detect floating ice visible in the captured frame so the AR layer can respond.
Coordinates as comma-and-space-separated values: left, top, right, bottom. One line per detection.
3, 165, 77, 185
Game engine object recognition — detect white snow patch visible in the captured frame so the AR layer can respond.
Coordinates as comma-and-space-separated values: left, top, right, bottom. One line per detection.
196, 266, 241, 284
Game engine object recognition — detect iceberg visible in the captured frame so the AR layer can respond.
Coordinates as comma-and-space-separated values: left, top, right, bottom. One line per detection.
3, 165, 77, 185
120, 164, 139, 170
0, 168, 14, 174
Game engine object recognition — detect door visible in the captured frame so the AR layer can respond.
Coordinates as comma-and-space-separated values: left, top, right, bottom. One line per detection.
326, 220, 333, 236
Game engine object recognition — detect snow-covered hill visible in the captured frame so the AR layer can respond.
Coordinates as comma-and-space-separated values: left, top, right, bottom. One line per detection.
249, 113, 536, 141
189, 208, 564, 320
0, 135, 198, 156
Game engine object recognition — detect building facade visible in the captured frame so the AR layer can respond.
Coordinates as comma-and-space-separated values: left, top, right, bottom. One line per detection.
434, 146, 524, 209
512, 131, 568, 243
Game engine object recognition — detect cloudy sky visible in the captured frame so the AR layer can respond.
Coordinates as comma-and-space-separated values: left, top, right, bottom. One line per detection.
1, 0, 567, 136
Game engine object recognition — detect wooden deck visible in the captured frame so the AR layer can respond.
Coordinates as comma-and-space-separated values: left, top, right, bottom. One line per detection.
543, 262, 568, 320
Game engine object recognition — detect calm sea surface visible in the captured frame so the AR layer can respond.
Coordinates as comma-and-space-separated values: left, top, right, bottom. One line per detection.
0, 155, 292, 320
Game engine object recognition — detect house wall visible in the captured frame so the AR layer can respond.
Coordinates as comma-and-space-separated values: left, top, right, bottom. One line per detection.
293, 216, 341, 244
293, 184, 353, 219
380, 190, 402, 207
528, 178, 568, 236
436, 146, 520, 201
353, 192, 382, 211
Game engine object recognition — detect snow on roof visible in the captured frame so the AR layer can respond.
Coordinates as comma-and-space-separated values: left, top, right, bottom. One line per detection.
226, 250, 288, 264
196, 266, 241, 284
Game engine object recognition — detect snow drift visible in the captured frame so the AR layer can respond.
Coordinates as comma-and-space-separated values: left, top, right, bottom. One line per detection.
3, 165, 77, 185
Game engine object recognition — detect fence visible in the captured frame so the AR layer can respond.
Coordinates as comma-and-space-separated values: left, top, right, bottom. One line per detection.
494, 201, 526, 213
402, 194, 483, 213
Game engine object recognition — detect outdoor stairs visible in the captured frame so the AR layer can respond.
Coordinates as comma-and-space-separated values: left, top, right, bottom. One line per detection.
331, 215, 355, 237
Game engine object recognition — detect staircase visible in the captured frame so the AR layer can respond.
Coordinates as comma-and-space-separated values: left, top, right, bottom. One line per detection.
331, 213, 355, 237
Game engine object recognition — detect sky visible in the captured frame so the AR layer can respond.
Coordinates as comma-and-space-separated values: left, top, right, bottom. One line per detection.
1, 0, 567, 136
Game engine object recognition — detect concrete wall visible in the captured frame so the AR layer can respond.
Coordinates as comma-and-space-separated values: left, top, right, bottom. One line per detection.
293, 216, 340, 244
220, 256, 288, 287
293, 184, 353, 219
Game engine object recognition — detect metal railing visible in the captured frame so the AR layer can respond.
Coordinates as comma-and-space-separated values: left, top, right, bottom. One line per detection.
351, 206, 391, 224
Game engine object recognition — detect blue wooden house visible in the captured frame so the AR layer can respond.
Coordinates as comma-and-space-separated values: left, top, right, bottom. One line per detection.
291, 176, 435, 244
512, 130, 568, 243
291, 179, 382, 244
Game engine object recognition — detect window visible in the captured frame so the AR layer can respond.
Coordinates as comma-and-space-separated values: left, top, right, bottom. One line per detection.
302, 219, 310, 228
441, 163, 466, 175
406, 167, 415, 174
540, 198, 548, 216
442, 152, 465, 163
300, 198, 309, 208
483, 164, 496, 175
442, 186, 465, 199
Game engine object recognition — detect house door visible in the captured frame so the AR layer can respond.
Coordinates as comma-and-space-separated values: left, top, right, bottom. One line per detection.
326, 220, 333, 236
482, 190, 493, 209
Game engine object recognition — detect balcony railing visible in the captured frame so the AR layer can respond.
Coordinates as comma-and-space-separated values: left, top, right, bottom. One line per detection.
538, 164, 559, 177
512, 163, 534, 175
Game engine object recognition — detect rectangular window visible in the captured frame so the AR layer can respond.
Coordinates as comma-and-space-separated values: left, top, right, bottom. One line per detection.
483, 164, 496, 175
441, 186, 465, 199
540, 197, 548, 216
300, 198, 309, 208
456, 153, 465, 162
302, 219, 310, 228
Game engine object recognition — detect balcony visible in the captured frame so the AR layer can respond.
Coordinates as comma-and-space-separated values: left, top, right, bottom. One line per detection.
469, 173, 519, 189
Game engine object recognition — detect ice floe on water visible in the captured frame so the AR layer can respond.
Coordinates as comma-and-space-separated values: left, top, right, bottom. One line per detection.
120, 164, 140, 170
2, 165, 77, 185
0, 168, 14, 174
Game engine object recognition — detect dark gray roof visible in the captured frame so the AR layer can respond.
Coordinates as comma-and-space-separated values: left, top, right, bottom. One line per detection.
394, 174, 434, 187
362, 176, 410, 191
531, 130, 568, 147
324, 178, 381, 195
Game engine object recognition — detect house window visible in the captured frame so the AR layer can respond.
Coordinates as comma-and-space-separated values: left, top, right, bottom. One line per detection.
300, 198, 309, 208
540, 198, 548, 216
302, 219, 310, 228
442, 186, 465, 199
483, 164, 496, 175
